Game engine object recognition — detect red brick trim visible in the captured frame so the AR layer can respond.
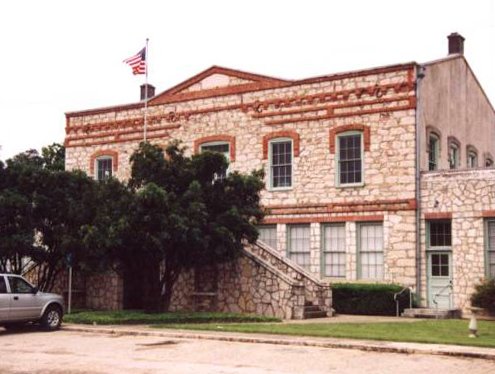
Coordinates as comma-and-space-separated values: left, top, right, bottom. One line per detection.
262, 215, 384, 225
424, 212, 452, 220
193, 135, 236, 162
89, 150, 119, 174
329, 124, 371, 153
482, 210, 495, 218
262, 131, 300, 160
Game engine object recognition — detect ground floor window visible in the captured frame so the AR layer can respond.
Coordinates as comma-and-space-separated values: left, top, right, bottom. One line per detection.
486, 220, 495, 277
358, 223, 383, 279
257, 225, 277, 250
322, 224, 346, 277
287, 224, 310, 270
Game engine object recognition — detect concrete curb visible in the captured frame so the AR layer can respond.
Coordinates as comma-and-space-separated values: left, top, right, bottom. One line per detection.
63, 324, 495, 361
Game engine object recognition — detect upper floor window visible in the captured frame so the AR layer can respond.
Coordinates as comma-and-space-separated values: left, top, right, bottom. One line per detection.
428, 133, 440, 171
337, 132, 363, 185
448, 137, 461, 170
485, 153, 494, 168
96, 157, 113, 181
270, 138, 293, 189
466, 145, 478, 168
200, 141, 230, 180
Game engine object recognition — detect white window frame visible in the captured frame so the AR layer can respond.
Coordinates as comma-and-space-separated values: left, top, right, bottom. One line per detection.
357, 222, 384, 280
321, 223, 346, 278
336, 131, 364, 187
200, 141, 230, 180
269, 138, 293, 190
428, 133, 440, 171
257, 225, 277, 250
95, 156, 113, 181
485, 220, 495, 278
287, 224, 311, 270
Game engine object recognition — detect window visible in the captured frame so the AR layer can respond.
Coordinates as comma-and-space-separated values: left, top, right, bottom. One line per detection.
270, 139, 292, 189
287, 225, 310, 270
486, 221, 495, 277
429, 221, 452, 247
431, 253, 450, 276
485, 153, 494, 168
257, 225, 277, 249
322, 224, 346, 277
0, 277, 6, 293
467, 151, 478, 168
358, 223, 383, 279
7, 276, 34, 294
448, 137, 460, 169
337, 132, 363, 185
428, 133, 440, 171
200, 142, 230, 180
96, 157, 113, 181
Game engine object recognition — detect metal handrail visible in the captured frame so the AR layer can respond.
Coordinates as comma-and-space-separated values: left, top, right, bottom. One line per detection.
432, 281, 453, 319
394, 286, 413, 317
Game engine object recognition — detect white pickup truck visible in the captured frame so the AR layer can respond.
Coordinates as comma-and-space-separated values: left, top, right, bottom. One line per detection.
0, 274, 64, 331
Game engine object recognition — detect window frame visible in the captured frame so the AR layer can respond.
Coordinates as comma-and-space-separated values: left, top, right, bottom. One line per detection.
95, 156, 113, 181
200, 140, 231, 180
448, 137, 461, 170
286, 224, 311, 271
427, 220, 452, 250
7, 276, 35, 294
357, 222, 384, 280
484, 219, 495, 278
335, 130, 364, 187
257, 224, 277, 250
321, 223, 346, 278
428, 132, 440, 171
269, 137, 294, 190
484, 152, 494, 168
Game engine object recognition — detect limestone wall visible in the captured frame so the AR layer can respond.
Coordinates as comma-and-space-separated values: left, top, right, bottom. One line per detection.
421, 169, 495, 311
84, 271, 123, 310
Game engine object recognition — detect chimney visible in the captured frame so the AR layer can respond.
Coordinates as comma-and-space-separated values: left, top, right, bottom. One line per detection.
448, 32, 465, 55
140, 83, 155, 100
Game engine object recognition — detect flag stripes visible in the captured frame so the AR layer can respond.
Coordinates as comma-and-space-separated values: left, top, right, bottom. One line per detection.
123, 47, 146, 75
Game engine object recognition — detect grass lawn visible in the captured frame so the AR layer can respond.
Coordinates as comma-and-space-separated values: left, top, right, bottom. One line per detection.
64, 310, 281, 325
156, 320, 495, 348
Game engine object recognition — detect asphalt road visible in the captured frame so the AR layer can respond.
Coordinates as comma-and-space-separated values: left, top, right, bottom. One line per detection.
0, 328, 494, 374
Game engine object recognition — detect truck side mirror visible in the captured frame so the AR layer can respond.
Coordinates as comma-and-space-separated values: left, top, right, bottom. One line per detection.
32, 286, 39, 294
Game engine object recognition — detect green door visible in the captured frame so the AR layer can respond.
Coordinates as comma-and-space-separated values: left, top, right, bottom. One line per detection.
427, 252, 452, 309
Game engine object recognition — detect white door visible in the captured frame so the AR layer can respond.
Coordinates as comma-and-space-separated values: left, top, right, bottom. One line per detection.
427, 252, 452, 309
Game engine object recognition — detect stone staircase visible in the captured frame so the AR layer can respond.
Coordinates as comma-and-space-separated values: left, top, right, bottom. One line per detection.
242, 240, 332, 319
402, 308, 461, 319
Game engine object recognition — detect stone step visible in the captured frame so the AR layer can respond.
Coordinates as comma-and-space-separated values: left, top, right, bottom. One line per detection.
402, 308, 461, 319
303, 310, 329, 319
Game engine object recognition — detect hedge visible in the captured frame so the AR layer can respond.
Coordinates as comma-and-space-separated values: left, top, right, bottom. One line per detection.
471, 279, 495, 313
332, 283, 414, 316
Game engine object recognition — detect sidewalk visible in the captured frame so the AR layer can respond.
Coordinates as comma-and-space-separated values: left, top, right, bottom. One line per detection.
63, 320, 495, 361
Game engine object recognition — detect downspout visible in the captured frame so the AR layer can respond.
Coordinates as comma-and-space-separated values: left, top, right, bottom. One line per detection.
415, 64, 425, 304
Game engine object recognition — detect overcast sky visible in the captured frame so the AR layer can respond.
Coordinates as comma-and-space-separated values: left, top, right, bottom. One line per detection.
0, 0, 494, 161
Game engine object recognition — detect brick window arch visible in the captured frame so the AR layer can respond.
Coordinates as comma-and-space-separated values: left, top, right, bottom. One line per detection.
89, 150, 119, 175
329, 124, 370, 154
194, 135, 236, 162
262, 130, 300, 160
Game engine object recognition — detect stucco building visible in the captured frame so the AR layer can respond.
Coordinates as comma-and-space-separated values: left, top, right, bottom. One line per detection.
64, 33, 495, 317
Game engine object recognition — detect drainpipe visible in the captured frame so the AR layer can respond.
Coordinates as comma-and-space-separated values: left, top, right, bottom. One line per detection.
415, 64, 425, 304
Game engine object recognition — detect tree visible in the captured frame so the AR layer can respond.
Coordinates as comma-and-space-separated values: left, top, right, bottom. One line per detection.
118, 141, 265, 311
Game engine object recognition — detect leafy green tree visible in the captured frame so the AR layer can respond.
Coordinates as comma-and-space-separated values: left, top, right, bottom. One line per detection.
120, 141, 264, 311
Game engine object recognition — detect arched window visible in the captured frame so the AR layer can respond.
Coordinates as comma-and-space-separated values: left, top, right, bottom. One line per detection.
200, 141, 230, 180
336, 131, 363, 185
90, 150, 118, 181
262, 131, 300, 190
447, 136, 461, 170
428, 133, 440, 170
484, 152, 494, 168
466, 145, 478, 168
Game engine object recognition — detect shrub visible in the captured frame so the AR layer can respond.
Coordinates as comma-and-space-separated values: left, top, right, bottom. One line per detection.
332, 283, 414, 316
471, 279, 495, 313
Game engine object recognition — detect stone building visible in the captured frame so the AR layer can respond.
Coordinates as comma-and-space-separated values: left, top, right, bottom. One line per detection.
64, 33, 495, 317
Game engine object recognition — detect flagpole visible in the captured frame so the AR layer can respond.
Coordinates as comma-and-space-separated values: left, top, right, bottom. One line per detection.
144, 38, 149, 142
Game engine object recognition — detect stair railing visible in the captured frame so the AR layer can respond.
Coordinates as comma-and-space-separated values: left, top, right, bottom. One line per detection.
432, 281, 453, 319
393, 286, 412, 317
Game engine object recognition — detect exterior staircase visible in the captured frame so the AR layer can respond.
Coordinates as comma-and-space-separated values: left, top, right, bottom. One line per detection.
402, 308, 461, 319
242, 240, 332, 319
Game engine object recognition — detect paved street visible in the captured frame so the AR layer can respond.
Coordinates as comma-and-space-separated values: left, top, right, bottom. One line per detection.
0, 328, 494, 374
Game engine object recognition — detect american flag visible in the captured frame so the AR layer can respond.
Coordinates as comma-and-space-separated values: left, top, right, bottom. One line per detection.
123, 47, 146, 75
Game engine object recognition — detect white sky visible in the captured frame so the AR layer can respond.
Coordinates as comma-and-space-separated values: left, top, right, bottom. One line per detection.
0, 0, 494, 161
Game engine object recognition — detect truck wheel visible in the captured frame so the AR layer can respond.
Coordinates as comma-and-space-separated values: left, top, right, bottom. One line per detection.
41, 305, 63, 331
